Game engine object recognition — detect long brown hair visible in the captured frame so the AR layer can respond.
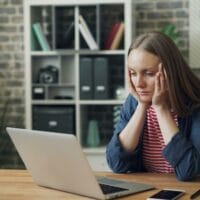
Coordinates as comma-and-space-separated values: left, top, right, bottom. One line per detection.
128, 31, 200, 116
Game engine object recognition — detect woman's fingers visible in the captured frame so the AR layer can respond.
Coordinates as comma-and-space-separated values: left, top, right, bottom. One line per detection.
127, 69, 139, 99
153, 63, 170, 106
157, 63, 165, 93
155, 72, 160, 94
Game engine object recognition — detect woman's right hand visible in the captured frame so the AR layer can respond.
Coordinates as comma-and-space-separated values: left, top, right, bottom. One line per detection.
128, 69, 139, 99
127, 69, 149, 108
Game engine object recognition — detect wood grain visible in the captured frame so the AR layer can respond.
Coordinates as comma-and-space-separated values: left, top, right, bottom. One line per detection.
0, 170, 199, 200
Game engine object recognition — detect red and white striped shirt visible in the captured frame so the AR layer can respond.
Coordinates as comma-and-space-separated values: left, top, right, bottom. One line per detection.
142, 106, 177, 173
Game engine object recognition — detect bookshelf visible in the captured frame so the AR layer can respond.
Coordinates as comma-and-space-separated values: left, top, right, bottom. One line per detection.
24, 0, 134, 171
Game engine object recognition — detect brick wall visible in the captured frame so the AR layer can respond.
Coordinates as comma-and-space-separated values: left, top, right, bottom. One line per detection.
134, 0, 189, 60
0, 0, 199, 168
0, 0, 25, 168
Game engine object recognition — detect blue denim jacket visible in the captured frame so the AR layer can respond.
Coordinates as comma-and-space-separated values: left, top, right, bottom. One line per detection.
106, 94, 200, 181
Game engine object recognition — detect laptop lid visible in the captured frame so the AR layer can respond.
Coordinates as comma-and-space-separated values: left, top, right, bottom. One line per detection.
7, 127, 154, 200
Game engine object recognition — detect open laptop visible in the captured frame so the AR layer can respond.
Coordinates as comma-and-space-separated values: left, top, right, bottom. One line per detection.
6, 127, 154, 200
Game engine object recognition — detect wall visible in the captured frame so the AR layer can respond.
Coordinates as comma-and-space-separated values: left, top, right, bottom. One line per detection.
0, 0, 24, 168
134, 0, 189, 60
0, 0, 199, 168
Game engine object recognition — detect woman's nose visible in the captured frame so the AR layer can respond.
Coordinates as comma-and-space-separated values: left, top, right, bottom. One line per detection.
135, 75, 145, 88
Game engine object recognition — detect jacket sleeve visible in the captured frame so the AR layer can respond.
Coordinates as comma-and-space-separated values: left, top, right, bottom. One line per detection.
106, 95, 143, 173
163, 108, 200, 181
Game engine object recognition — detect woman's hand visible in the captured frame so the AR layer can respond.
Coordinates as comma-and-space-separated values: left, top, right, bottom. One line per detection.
128, 69, 139, 100
152, 63, 170, 110
127, 69, 149, 107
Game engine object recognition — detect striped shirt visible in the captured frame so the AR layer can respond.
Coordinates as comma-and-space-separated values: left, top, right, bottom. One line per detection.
142, 106, 177, 173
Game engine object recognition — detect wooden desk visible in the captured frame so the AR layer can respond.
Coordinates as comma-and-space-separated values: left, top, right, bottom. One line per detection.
0, 170, 199, 200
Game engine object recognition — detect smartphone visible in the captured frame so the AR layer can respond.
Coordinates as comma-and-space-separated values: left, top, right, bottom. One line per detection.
147, 189, 185, 200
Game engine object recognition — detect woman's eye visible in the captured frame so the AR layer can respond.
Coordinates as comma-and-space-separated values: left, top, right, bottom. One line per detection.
145, 72, 155, 77
130, 71, 136, 76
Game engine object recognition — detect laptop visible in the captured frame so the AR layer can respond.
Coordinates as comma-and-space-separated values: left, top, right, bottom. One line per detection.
6, 127, 154, 200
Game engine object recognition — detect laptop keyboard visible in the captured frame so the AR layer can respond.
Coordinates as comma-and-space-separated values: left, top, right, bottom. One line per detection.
99, 183, 128, 194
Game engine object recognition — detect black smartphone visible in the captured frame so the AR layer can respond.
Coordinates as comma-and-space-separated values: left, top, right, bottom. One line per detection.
147, 189, 185, 200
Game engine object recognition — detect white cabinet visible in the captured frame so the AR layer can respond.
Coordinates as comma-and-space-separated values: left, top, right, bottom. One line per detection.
24, 0, 134, 171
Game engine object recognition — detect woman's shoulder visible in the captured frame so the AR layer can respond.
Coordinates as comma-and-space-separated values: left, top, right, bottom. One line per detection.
124, 94, 138, 106
122, 94, 138, 114
191, 106, 200, 119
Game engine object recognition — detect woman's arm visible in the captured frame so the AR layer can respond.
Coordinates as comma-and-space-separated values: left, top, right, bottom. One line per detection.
119, 103, 147, 152
163, 109, 200, 181
106, 95, 146, 173
119, 68, 149, 152
154, 107, 179, 144
152, 64, 179, 144
152, 65, 200, 180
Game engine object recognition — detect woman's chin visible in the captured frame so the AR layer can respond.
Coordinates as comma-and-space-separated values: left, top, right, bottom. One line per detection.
139, 96, 152, 103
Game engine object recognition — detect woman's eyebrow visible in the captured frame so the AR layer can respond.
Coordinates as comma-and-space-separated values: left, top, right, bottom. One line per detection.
127, 66, 135, 71
127, 65, 157, 71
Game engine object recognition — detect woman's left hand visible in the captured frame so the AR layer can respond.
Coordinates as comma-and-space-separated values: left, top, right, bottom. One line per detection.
152, 63, 170, 110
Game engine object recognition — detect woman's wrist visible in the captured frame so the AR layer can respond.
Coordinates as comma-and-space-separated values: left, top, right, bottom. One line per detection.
152, 103, 170, 113
137, 102, 149, 111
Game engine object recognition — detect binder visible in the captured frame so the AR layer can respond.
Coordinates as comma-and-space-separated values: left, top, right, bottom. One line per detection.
79, 57, 93, 99
94, 57, 109, 99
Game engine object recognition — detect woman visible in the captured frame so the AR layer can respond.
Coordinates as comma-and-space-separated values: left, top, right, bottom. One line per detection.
106, 31, 200, 181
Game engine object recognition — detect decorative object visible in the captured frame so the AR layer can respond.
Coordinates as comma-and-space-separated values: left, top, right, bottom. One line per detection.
86, 120, 100, 147
161, 24, 179, 47
113, 105, 121, 130
115, 86, 126, 100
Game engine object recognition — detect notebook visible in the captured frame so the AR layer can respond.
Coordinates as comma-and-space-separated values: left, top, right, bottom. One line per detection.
6, 127, 154, 200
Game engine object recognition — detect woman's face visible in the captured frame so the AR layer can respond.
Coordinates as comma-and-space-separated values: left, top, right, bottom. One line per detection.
127, 49, 161, 103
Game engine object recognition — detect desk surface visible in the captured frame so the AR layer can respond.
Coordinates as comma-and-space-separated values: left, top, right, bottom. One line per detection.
0, 170, 199, 200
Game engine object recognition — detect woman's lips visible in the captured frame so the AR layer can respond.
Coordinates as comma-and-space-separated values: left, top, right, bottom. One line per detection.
137, 91, 150, 96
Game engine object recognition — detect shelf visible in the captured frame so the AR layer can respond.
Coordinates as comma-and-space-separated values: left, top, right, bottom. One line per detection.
32, 100, 124, 105
25, 0, 133, 171
78, 50, 125, 55
31, 49, 125, 56
32, 100, 76, 105
79, 100, 124, 105
83, 147, 106, 154
31, 50, 76, 56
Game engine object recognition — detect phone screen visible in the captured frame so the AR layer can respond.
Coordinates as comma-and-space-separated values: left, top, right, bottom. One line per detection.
148, 189, 184, 200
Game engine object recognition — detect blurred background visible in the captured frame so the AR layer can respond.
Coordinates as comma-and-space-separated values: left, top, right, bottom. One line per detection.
0, 0, 199, 169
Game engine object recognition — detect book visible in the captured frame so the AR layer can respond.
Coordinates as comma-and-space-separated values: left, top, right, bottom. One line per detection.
57, 22, 75, 49
79, 15, 98, 50
63, 22, 74, 47
110, 22, 124, 50
104, 22, 121, 49
32, 22, 51, 51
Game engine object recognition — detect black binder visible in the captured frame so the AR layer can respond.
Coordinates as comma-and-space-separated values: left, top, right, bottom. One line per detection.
79, 57, 93, 99
94, 57, 109, 99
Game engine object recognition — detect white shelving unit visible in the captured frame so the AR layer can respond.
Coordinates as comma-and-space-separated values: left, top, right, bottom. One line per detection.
24, 0, 134, 171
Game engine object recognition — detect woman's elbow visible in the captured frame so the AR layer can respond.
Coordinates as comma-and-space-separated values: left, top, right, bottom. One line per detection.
175, 168, 198, 181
